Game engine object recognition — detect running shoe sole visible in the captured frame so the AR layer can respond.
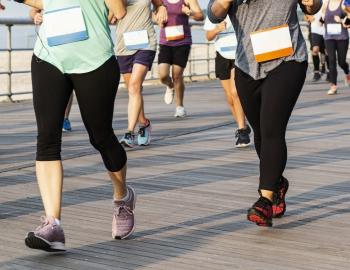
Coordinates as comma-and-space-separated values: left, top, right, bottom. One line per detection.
273, 178, 289, 218
235, 142, 251, 148
113, 186, 137, 240
247, 208, 272, 227
25, 232, 66, 252
120, 140, 134, 148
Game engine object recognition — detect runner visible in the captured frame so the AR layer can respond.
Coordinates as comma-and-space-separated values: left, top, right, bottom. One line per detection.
208, 0, 322, 226
115, 0, 167, 148
323, 0, 350, 95
203, 16, 251, 147
158, 0, 204, 118
30, 8, 73, 132
14, 0, 136, 251
305, 10, 328, 82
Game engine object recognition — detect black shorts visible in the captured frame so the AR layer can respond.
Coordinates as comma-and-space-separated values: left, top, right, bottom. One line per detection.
215, 52, 235, 80
158, 44, 191, 68
310, 33, 325, 53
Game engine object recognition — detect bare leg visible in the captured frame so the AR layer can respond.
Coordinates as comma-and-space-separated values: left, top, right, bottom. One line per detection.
108, 164, 127, 200
172, 65, 185, 107
158, 63, 174, 88
36, 161, 63, 219
231, 69, 246, 129
125, 64, 149, 132
220, 79, 237, 122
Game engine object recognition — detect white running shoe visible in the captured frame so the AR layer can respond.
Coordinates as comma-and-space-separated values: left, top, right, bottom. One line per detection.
327, 86, 337, 95
174, 106, 187, 118
164, 87, 175, 105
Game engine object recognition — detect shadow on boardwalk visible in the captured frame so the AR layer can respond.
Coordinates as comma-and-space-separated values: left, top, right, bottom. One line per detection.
1, 79, 350, 269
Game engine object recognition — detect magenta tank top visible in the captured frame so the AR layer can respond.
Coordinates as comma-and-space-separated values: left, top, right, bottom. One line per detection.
160, 0, 192, 46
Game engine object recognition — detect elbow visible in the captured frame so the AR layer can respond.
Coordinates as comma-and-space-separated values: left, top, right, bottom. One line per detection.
196, 14, 205, 21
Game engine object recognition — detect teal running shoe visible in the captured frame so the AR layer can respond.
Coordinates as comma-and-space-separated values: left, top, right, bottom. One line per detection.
120, 132, 136, 148
137, 120, 152, 146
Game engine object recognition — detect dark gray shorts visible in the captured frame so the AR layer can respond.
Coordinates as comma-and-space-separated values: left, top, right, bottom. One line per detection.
117, 50, 156, 74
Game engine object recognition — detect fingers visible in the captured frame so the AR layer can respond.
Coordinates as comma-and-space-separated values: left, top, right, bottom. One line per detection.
0, 3, 5, 10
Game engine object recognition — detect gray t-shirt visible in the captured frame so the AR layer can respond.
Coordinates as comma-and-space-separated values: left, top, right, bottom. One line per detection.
208, 0, 321, 80
116, 0, 157, 56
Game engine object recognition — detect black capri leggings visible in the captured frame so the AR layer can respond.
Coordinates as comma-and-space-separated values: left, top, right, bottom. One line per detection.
235, 61, 307, 192
31, 55, 127, 172
325, 39, 349, 85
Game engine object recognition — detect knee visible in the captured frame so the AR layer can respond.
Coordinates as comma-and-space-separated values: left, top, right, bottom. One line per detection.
312, 48, 319, 55
37, 131, 62, 161
159, 73, 169, 84
173, 73, 183, 84
128, 81, 142, 96
90, 132, 127, 171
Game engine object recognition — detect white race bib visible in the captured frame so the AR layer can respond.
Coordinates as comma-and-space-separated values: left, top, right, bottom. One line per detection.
44, 6, 88, 47
250, 24, 293, 63
216, 32, 237, 59
165, 25, 185, 41
327, 23, 342, 35
123, 30, 149, 50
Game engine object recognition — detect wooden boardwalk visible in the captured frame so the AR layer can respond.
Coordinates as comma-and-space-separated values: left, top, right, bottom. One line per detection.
0, 75, 350, 270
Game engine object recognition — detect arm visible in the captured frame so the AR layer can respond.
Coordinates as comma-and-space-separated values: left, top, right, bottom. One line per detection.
208, 0, 232, 24
299, 0, 323, 15
152, 0, 168, 26
105, 0, 127, 20
206, 21, 226, 41
30, 8, 43, 24
14, 0, 43, 9
183, 0, 204, 21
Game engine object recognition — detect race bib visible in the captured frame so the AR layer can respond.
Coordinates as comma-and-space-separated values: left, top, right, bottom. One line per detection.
217, 32, 237, 52
327, 23, 342, 35
250, 24, 293, 63
44, 6, 88, 47
123, 30, 149, 50
165, 25, 185, 41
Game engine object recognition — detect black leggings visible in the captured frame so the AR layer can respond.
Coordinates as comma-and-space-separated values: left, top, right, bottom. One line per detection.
235, 61, 307, 192
325, 39, 349, 85
31, 55, 127, 172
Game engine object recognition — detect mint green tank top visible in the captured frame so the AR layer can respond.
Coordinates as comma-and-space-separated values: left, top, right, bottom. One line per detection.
34, 0, 114, 74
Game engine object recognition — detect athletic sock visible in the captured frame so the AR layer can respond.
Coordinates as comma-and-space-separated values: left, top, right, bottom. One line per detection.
54, 218, 61, 226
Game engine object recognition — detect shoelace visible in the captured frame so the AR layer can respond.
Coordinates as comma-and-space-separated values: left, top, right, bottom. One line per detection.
35, 216, 53, 231
138, 127, 146, 137
114, 204, 133, 218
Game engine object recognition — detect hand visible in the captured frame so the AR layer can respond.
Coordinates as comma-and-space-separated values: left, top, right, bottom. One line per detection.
155, 5, 168, 26
110, 16, 117, 24
334, 15, 342, 23
0, 1, 5, 10
216, 21, 226, 33
182, 4, 191, 16
300, 0, 314, 6
34, 13, 43, 25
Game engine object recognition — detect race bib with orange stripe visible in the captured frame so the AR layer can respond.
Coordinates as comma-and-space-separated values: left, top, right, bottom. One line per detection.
165, 25, 185, 41
250, 24, 293, 63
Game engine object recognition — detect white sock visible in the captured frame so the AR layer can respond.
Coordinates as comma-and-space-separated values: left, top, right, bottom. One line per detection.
54, 218, 61, 226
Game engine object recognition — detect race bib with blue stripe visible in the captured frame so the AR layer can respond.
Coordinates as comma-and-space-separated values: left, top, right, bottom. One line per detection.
44, 6, 89, 47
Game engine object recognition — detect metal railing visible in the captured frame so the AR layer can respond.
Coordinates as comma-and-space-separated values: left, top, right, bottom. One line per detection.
0, 18, 215, 101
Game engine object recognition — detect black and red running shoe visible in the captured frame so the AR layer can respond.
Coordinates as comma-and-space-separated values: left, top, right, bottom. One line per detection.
247, 197, 273, 227
272, 176, 289, 218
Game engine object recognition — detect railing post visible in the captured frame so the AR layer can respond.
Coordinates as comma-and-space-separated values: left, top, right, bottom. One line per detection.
207, 43, 210, 79
6, 24, 13, 102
